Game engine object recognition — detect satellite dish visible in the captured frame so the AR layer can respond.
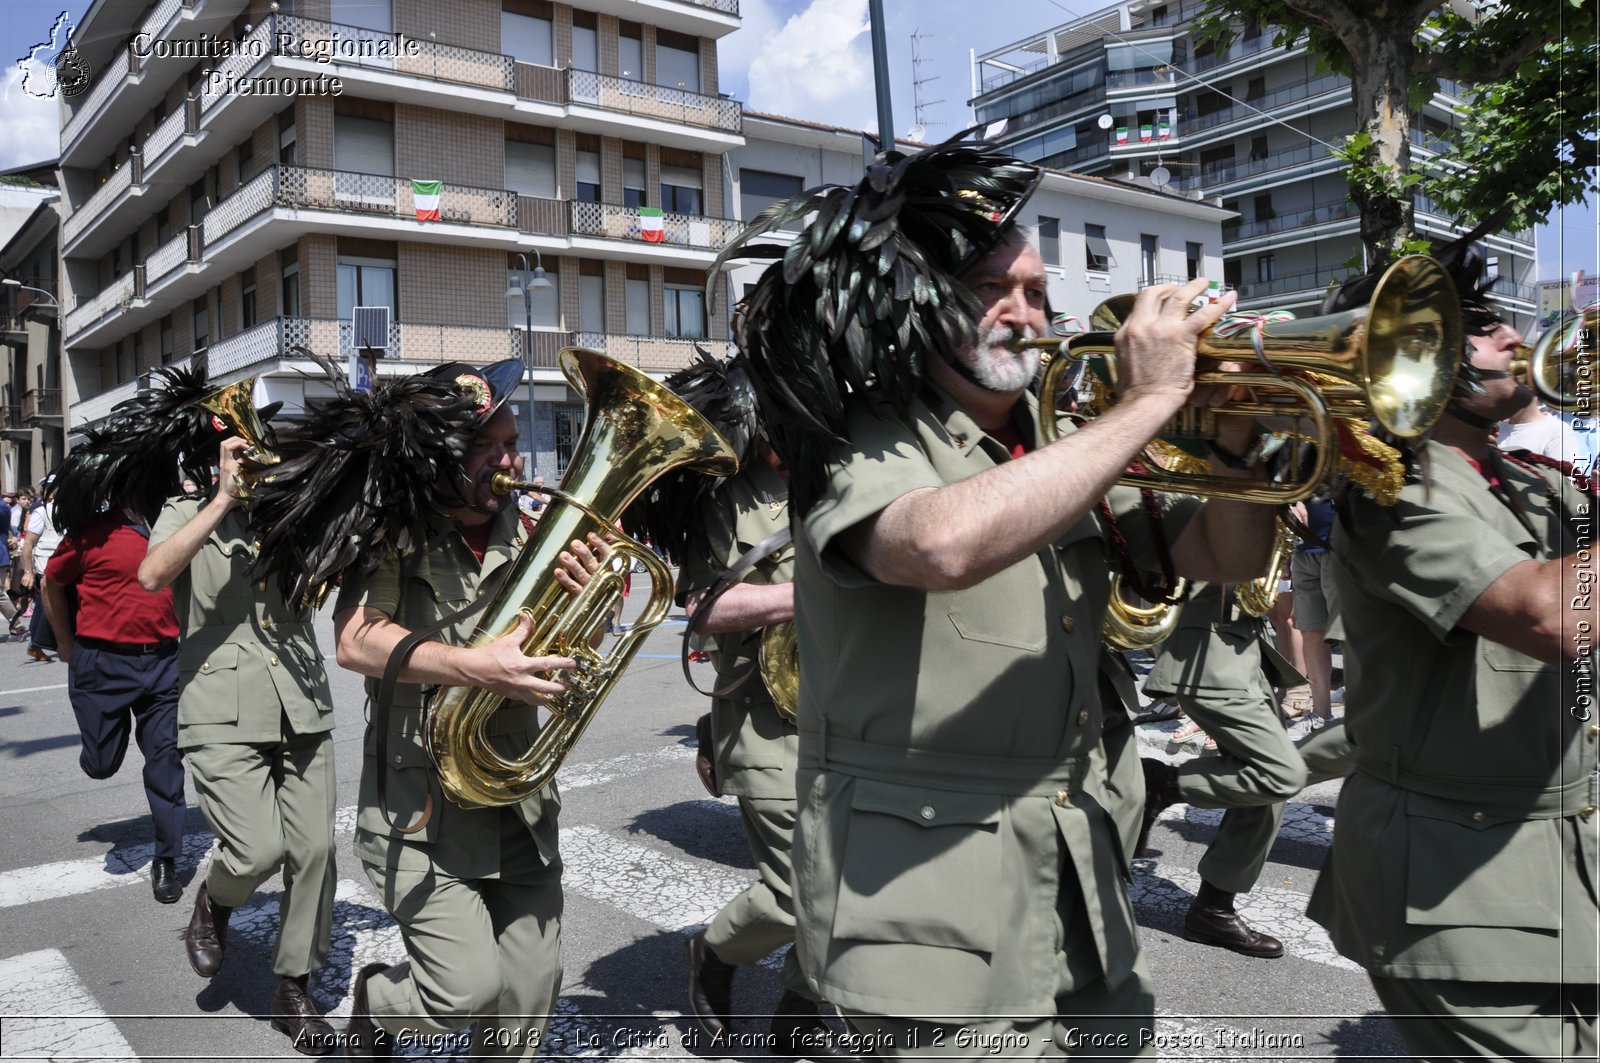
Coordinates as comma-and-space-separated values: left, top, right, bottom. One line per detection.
1097, 114, 1115, 130
907, 124, 926, 143
1150, 166, 1171, 187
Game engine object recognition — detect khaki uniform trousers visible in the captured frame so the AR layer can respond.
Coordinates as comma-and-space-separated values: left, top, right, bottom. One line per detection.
1172, 688, 1306, 894
1370, 973, 1598, 1062
360, 808, 563, 1060
186, 731, 336, 978
705, 795, 801, 985
1296, 719, 1354, 788
837, 951, 1157, 1061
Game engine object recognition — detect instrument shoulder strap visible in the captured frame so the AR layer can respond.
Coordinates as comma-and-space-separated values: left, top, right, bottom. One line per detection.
680, 525, 793, 699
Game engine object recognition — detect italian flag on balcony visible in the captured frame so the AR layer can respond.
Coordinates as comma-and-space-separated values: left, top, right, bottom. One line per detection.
639, 206, 665, 242
1115, 126, 1128, 144
413, 179, 442, 222
1157, 117, 1171, 139
1140, 123, 1153, 142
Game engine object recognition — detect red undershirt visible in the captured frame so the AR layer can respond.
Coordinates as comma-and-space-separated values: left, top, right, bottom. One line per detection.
45, 517, 178, 642
461, 522, 493, 564
989, 420, 1031, 460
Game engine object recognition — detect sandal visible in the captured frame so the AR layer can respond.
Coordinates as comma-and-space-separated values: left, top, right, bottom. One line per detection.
1281, 686, 1312, 720
1170, 718, 1207, 744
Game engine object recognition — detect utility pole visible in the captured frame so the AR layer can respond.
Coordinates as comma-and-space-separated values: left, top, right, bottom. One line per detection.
866, 0, 894, 151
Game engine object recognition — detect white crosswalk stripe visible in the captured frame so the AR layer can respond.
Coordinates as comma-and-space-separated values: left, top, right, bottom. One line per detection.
0, 949, 141, 1060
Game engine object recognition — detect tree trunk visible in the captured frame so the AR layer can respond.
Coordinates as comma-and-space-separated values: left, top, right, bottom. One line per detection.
1345, 25, 1416, 268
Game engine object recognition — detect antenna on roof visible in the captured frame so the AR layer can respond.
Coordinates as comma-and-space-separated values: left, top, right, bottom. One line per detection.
910, 30, 946, 136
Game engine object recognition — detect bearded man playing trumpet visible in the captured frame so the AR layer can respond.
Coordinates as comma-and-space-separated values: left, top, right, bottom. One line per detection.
716, 136, 1281, 1058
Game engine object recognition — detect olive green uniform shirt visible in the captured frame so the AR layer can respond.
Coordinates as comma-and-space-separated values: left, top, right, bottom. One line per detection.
675, 461, 797, 800
151, 497, 334, 748
1307, 442, 1598, 983
794, 386, 1197, 1017
335, 507, 559, 880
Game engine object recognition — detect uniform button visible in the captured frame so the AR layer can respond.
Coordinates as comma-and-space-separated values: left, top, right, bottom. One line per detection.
742, 695, 753, 705
393, 754, 403, 765
1583, 805, 1597, 822
1055, 788, 1071, 807
256, 581, 267, 592
262, 617, 273, 628
919, 805, 935, 821
200, 662, 210, 672
1589, 723, 1599, 742
270, 656, 280, 667
1060, 616, 1075, 633
1076, 710, 1090, 726
1471, 811, 1485, 823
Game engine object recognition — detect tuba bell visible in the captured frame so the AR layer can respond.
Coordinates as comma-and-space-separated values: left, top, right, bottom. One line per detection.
1235, 519, 1297, 618
1031, 255, 1463, 503
759, 621, 799, 723
1102, 574, 1187, 651
1508, 305, 1597, 413
426, 349, 738, 809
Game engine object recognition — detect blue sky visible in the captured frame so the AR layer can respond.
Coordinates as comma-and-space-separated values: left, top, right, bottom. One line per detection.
4, 0, 1594, 283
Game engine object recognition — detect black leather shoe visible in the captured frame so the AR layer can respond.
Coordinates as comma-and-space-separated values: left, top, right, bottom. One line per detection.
770, 990, 859, 1060
1184, 903, 1284, 958
271, 977, 336, 1056
184, 882, 231, 977
151, 857, 181, 904
685, 931, 736, 1039
345, 963, 392, 1061
1135, 758, 1180, 857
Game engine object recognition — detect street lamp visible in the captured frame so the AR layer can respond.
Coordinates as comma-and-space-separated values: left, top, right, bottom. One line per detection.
505, 251, 553, 476
1, 278, 60, 308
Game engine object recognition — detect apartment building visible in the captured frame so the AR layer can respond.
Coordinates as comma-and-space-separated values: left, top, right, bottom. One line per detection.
725, 113, 1231, 322
0, 172, 65, 491
969, 0, 1538, 328
57, 0, 741, 474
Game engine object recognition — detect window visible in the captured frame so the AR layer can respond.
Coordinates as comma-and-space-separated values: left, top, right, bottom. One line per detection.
501, 11, 553, 66
156, 207, 171, 244
506, 141, 556, 198
622, 157, 646, 209
1084, 223, 1113, 272
1186, 241, 1202, 280
506, 267, 559, 328
241, 279, 257, 329
279, 123, 297, 166
1245, 76, 1265, 101
1224, 258, 1243, 289
281, 264, 300, 317
553, 404, 583, 471
578, 272, 604, 333
115, 343, 128, 383
663, 284, 705, 338
571, 14, 597, 72
238, 135, 254, 169
1249, 136, 1269, 163
575, 151, 600, 202
160, 315, 174, 363
619, 30, 642, 80
1037, 216, 1060, 266
334, 115, 395, 176
739, 169, 803, 221
1253, 193, 1274, 220
1256, 254, 1274, 283
132, 333, 144, 373
337, 260, 397, 321
1140, 234, 1158, 286
656, 36, 700, 92
660, 163, 702, 215
625, 277, 650, 335
192, 296, 210, 353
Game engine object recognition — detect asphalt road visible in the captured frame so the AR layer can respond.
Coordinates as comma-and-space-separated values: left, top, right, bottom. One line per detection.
0, 576, 1401, 1061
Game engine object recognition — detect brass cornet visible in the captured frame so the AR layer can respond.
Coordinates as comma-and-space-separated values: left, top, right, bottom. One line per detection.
1031, 255, 1463, 503
197, 375, 281, 495
1508, 305, 1597, 413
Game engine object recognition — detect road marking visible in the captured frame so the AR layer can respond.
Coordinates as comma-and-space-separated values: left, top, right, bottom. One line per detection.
0, 682, 69, 696
0, 833, 214, 911
0, 948, 141, 1059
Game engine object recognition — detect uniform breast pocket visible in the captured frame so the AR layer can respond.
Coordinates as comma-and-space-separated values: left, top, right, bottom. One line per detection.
940, 563, 1049, 653
179, 644, 242, 726
360, 732, 436, 845
834, 780, 1003, 954
1482, 640, 1544, 673
1404, 795, 1562, 930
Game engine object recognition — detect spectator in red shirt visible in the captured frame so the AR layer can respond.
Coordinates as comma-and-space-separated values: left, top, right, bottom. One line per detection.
44, 510, 187, 906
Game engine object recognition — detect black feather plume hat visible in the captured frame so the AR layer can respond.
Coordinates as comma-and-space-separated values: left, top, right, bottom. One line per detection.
245, 351, 493, 608
710, 131, 1042, 515
52, 362, 222, 534
622, 345, 765, 567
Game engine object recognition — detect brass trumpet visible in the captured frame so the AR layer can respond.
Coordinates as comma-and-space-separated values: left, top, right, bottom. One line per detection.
197, 376, 281, 495
1030, 255, 1463, 503
1508, 306, 1597, 413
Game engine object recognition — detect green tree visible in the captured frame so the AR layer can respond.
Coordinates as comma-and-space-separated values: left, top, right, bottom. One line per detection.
1195, 0, 1598, 267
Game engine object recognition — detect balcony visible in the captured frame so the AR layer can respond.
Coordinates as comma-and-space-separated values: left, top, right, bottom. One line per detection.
570, 202, 742, 253
1187, 29, 1293, 75
1175, 140, 1337, 192
1232, 267, 1347, 302
278, 167, 517, 230
576, 331, 734, 374
0, 406, 27, 438
566, 70, 742, 136
1181, 73, 1347, 139
22, 389, 63, 423
1223, 200, 1359, 244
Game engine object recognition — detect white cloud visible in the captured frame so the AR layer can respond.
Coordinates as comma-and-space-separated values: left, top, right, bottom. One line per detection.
744, 0, 876, 133
0, 65, 62, 170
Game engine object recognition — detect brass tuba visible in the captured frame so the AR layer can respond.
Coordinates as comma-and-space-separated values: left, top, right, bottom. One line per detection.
427, 349, 738, 809
1509, 305, 1597, 413
197, 376, 281, 494
1235, 519, 1297, 618
759, 621, 799, 723
1102, 574, 1186, 651
1030, 255, 1463, 503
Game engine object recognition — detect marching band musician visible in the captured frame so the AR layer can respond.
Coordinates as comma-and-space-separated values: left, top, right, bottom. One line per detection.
624, 353, 849, 1058
139, 409, 339, 1054
1307, 250, 1599, 1060
716, 136, 1278, 1058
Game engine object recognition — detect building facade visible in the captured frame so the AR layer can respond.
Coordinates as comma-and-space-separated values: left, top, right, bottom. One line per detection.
969, 0, 1538, 328
57, 0, 741, 475
0, 177, 65, 492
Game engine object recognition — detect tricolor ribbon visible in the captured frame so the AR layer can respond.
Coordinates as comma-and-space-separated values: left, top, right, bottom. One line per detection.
1212, 310, 1297, 369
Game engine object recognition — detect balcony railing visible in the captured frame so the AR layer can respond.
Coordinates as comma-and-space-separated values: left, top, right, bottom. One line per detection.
1187, 28, 1290, 74
143, 105, 188, 169
277, 15, 514, 91
71, 378, 140, 427
22, 389, 62, 422
63, 163, 134, 245
144, 231, 192, 287
992, 84, 1108, 139
1233, 267, 1346, 301
0, 406, 25, 433
282, 318, 521, 367
1489, 277, 1537, 304
1104, 67, 1178, 90
65, 271, 136, 335
576, 332, 734, 373
1223, 200, 1358, 242
1177, 140, 1336, 190
570, 202, 741, 250
61, 0, 181, 149
672, 0, 739, 13
568, 70, 741, 133
279, 166, 518, 229
1182, 72, 1346, 137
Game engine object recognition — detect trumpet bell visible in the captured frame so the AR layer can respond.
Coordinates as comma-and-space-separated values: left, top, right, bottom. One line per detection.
1509, 306, 1598, 413
197, 376, 281, 494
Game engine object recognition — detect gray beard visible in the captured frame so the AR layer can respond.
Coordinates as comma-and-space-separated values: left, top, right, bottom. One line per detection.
962, 324, 1041, 392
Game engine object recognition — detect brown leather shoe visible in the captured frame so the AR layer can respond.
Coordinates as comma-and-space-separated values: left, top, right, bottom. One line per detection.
345, 963, 392, 1061
1135, 758, 1180, 857
685, 931, 736, 1039
770, 989, 859, 1060
270, 977, 336, 1056
184, 882, 230, 978
1184, 903, 1284, 958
